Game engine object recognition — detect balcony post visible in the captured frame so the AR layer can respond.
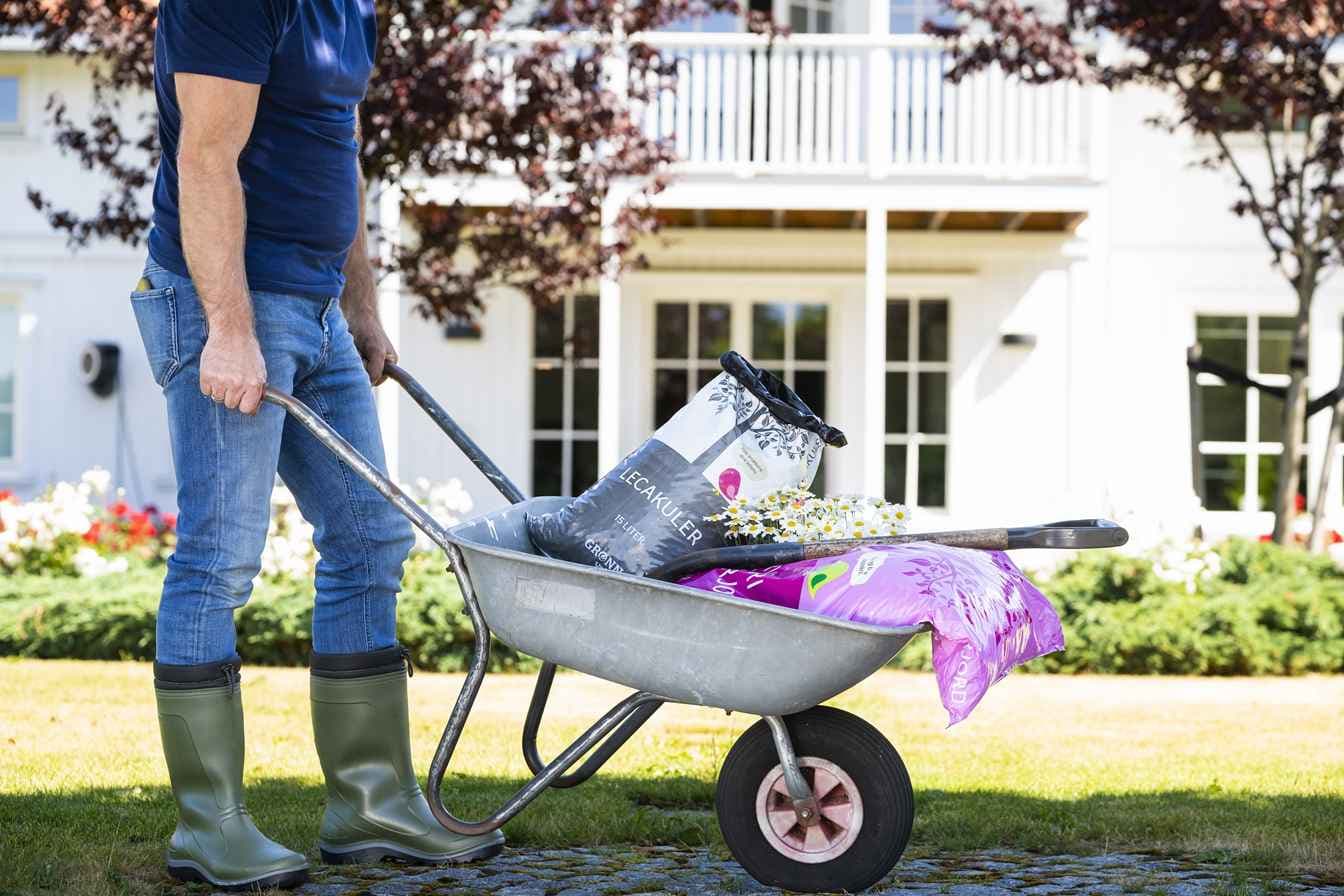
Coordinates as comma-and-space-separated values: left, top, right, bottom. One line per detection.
866, 0, 892, 176
375, 179, 403, 482
863, 202, 889, 498
597, 190, 625, 474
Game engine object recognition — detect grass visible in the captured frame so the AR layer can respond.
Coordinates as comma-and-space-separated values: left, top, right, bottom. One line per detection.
0, 660, 1341, 895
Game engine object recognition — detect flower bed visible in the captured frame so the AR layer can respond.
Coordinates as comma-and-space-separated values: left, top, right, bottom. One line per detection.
0, 471, 174, 578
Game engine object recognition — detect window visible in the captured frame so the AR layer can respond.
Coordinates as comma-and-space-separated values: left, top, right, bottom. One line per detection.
749, 301, 829, 422
531, 296, 600, 497
889, 0, 954, 33
0, 76, 18, 130
662, 8, 743, 31
653, 300, 828, 424
653, 301, 734, 427
0, 304, 15, 460
785, 0, 837, 33
653, 298, 832, 484
1193, 314, 1306, 512
884, 297, 949, 507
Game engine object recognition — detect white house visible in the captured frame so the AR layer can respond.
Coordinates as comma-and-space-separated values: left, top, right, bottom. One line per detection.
2, 4, 1343, 549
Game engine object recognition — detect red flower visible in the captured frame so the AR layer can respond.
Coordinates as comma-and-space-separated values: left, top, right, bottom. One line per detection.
1294, 493, 1307, 513
108, 501, 130, 518
0, 489, 13, 503
83, 521, 103, 544
161, 513, 177, 531
130, 514, 157, 543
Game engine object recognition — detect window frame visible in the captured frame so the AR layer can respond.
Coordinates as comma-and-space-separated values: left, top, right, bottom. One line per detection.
0, 296, 20, 466
1193, 312, 1304, 513
0, 69, 25, 135
773, 0, 841, 33
529, 294, 600, 497
884, 295, 950, 508
651, 299, 732, 418
659, 7, 746, 32
888, 0, 955, 33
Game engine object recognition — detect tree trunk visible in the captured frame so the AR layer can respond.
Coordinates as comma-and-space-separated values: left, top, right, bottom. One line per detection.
1308, 374, 1344, 552
1270, 282, 1314, 544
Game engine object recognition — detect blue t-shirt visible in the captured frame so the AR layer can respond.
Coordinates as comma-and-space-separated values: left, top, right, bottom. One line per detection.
149, 0, 377, 299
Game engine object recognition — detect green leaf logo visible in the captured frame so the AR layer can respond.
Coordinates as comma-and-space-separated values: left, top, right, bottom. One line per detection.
806, 560, 849, 599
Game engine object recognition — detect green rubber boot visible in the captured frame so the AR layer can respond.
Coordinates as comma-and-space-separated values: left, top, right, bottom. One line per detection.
154, 658, 309, 891
310, 646, 505, 865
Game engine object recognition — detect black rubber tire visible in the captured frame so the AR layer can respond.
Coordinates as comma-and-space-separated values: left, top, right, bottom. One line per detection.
715, 706, 914, 893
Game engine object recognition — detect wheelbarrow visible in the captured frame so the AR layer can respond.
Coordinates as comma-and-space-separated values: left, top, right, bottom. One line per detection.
263, 364, 1128, 894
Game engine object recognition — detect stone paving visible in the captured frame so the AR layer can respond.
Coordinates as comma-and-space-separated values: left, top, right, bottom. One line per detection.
280, 847, 1341, 896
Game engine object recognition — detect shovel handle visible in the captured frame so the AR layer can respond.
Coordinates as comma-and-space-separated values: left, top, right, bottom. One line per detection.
646, 519, 1128, 582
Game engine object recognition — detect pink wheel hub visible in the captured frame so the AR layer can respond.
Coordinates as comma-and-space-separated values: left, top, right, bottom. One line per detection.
754, 757, 864, 863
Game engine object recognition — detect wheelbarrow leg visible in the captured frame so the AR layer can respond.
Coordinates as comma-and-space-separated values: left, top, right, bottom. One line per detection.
424, 545, 663, 837
522, 662, 664, 789
763, 715, 820, 827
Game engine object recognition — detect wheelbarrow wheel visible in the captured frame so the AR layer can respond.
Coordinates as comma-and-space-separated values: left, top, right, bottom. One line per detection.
715, 706, 913, 893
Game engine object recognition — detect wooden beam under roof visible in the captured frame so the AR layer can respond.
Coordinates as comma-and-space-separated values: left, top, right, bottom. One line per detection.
631, 207, 1090, 232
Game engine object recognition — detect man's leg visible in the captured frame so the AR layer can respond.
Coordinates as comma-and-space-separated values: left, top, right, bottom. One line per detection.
131, 261, 310, 889
278, 303, 504, 865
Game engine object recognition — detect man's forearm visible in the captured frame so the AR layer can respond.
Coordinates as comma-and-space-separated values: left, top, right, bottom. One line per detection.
340, 164, 398, 384
341, 173, 379, 321
179, 153, 255, 333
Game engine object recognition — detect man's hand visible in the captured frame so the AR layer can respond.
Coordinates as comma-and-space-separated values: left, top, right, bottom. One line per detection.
348, 310, 397, 385
200, 321, 268, 415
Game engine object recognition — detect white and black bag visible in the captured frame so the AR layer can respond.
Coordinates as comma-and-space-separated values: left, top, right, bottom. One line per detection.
527, 351, 847, 575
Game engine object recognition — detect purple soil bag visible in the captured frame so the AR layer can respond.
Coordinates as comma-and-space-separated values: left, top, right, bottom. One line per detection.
679, 544, 1064, 724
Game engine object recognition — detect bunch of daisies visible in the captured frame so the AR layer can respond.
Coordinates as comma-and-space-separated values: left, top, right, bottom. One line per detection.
707, 486, 912, 544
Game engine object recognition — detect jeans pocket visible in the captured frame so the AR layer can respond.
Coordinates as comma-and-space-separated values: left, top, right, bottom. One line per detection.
130, 282, 181, 387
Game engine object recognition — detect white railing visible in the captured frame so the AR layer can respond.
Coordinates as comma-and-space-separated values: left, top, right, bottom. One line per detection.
481, 31, 1094, 180
882, 38, 1089, 177
634, 33, 867, 173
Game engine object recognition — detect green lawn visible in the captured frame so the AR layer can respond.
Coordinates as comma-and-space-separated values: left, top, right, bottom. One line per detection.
0, 660, 1341, 895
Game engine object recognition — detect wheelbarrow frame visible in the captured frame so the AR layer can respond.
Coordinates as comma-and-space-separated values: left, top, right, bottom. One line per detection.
265, 370, 674, 838
262, 363, 1127, 845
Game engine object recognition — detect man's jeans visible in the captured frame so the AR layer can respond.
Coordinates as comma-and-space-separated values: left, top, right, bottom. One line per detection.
130, 257, 414, 665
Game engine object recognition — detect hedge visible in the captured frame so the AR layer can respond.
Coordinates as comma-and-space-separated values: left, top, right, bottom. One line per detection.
3, 540, 1342, 675
0, 555, 533, 672
1028, 538, 1344, 675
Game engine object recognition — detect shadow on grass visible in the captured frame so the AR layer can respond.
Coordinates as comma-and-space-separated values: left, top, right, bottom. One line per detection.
2, 778, 1341, 895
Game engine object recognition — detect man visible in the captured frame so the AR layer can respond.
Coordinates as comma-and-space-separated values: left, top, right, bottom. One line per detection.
130, 1, 503, 889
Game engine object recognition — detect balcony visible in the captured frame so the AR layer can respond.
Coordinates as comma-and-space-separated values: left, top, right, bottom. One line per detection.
416, 31, 1103, 225
633, 32, 1097, 181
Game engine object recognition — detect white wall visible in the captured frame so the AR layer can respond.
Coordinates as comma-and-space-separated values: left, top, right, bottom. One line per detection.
0, 52, 169, 505
1097, 85, 1344, 542
394, 287, 533, 514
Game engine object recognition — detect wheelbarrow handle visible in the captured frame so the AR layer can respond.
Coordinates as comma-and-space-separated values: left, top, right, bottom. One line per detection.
1006, 518, 1129, 550
383, 363, 527, 506
646, 519, 1128, 582
261, 386, 458, 553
